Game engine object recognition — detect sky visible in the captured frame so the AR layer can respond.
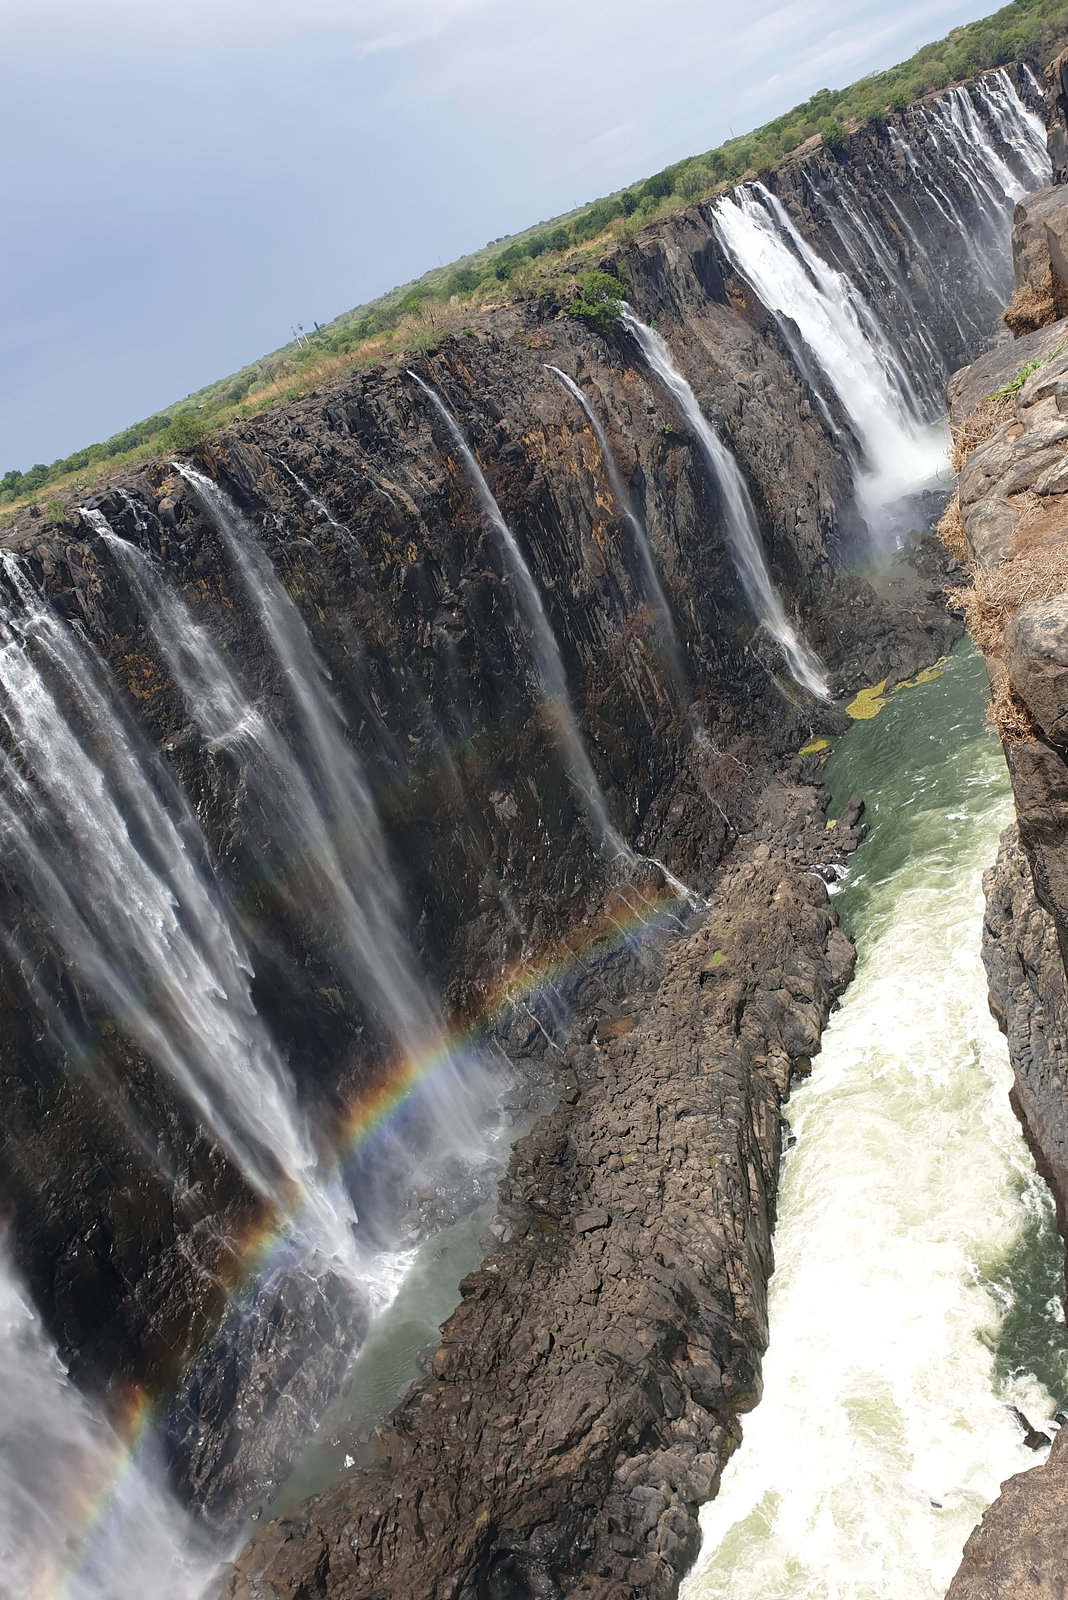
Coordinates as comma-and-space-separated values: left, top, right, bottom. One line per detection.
1, 0, 1007, 471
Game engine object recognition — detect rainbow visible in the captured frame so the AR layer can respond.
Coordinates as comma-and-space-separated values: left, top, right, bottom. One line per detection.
46, 868, 694, 1600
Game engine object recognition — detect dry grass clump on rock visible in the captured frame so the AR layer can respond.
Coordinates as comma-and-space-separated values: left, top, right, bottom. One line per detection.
950, 396, 1011, 473
1003, 278, 1058, 339
936, 494, 968, 563
985, 657, 1037, 742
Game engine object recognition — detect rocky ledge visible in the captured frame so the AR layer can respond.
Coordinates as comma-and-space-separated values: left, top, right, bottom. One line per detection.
943, 166, 1068, 1594
219, 776, 862, 1600
946, 832, 1068, 1600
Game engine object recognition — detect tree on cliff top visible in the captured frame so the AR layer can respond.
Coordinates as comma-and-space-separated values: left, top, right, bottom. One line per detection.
566, 272, 628, 336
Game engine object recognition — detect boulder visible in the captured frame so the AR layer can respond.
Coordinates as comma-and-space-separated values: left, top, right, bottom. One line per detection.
1004, 187, 1068, 336
1003, 593, 1068, 746
947, 1424, 1068, 1599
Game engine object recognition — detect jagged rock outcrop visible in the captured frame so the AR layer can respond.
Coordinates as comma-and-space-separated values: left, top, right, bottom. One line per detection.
945, 178, 1068, 1597
218, 779, 862, 1600
983, 829, 1068, 1239
945, 830, 1068, 1600
1047, 46, 1068, 186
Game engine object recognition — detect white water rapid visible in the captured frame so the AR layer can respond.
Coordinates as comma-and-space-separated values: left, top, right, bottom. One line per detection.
682, 647, 1068, 1600
408, 373, 633, 862
620, 311, 829, 699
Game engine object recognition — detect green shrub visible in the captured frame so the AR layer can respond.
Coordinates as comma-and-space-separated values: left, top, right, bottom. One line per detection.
642, 169, 675, 200
161, 412, 211, 452
567, 271, 627, 336
820, 117, 849, 151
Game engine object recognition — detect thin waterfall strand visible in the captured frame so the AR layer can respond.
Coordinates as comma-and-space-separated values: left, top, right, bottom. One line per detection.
408, 374, 633, 862
546, 365, 695, 718
620, 310, 829, 700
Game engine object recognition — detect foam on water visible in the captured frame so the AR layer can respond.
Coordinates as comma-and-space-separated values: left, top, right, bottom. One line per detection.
682, 646, 1068, 1600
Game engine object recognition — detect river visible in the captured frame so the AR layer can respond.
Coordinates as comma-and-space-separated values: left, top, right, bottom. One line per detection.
681, 640, 1068, 1599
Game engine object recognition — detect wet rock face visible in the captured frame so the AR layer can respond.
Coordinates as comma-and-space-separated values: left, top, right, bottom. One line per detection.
220, 779, 863, 1600
1048, 46, 1068, 186
949, 193, 1068, 1599
1003, 594, 1068, 746
983, 828, 1068, 1243
948, 832, 1068, 1600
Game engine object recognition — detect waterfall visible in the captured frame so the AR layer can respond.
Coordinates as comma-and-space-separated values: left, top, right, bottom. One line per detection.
620, 310, 829, 700
267, 454, 348, 530
90, 495, 433, 1058
408, 374, 634, 862
711, 183, 948, 538
99, 484, 505, 1212
711, 71, 1051, 546
0, 1247, 218, 1600
546, 365, 696, 719
0, 552, 335, 1221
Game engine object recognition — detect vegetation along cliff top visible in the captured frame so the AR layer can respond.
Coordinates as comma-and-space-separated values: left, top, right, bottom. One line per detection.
4, 0, 1068, 526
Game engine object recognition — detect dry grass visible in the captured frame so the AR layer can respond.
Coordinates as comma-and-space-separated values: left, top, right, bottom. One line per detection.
950, 394, 1011, 472
936, 494, 968, 562
944, 537, 1068, 739
985, 657, 1037, 741
1003, 276, 1058, 338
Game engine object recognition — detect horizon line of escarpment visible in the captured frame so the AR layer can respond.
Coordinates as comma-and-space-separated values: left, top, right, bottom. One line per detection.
6, 11, 1068, 513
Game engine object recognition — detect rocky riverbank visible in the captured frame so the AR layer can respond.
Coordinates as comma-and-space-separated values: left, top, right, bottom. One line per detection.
940, 61, 1068, 1590
218, 777, 863, 1600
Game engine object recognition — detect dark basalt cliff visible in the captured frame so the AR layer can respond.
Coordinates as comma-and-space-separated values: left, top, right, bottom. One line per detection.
0, 184, 957, 1471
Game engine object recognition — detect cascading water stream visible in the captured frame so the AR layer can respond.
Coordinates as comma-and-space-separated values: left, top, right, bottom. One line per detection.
620, 310, 829, 700
711, 72, 1051, 547
545, 365, 693, 714
407, 373, 633, 863
682, 646, 1068, 1600
0, 552, 327, 1218
711, 184, 949, 536
92, 488, 508, 1230
170, 464, 438, 1051
0, 1247, 219, 1600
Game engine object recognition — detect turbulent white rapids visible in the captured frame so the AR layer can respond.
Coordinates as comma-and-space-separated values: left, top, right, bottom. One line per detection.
620, 310, 829, 699
682, 648, 1068, 1600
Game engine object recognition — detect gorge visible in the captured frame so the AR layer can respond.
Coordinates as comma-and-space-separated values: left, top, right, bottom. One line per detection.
3, 35, 1068, 1600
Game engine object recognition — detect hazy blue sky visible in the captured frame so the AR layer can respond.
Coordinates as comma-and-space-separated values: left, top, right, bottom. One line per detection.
2, 0, 1004, 470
